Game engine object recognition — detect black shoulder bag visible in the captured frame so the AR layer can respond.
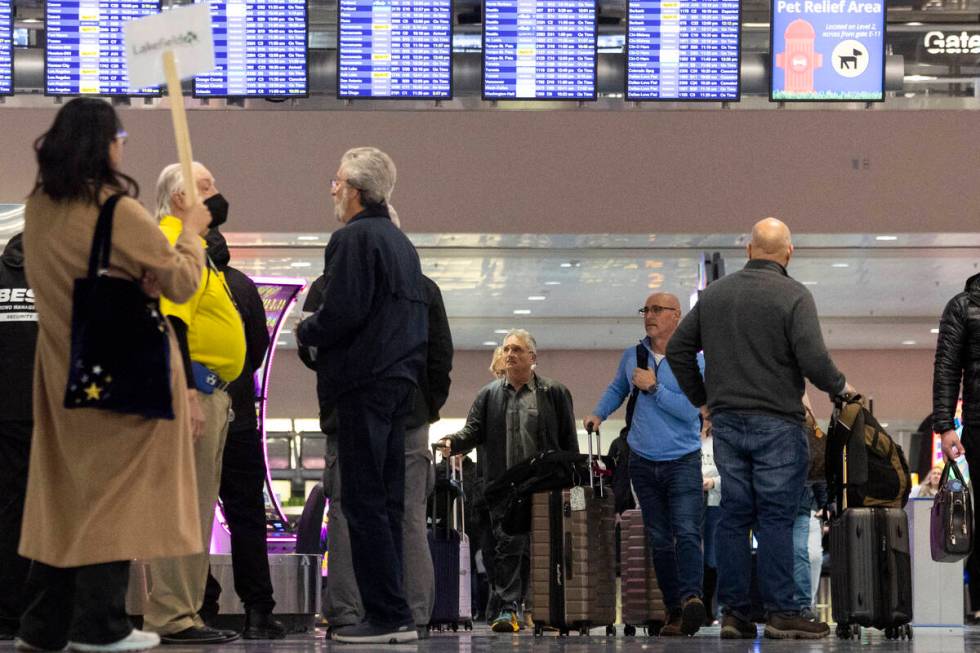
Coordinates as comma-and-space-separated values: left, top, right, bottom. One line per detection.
610, 342, 649, 513
64, 194, 175, 419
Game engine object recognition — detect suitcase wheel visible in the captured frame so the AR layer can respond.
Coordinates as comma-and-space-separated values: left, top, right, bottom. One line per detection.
624, 624, 636, 637
885, 627, 897, 640
648, 620, 664, 637
533, 624, 544, 638
905, 625, 913, 640
605, 625, 616, 637
559, 627, 570, 637
450, 623, 458, 632
835, 623, 853, 640
464, 621, 473, 631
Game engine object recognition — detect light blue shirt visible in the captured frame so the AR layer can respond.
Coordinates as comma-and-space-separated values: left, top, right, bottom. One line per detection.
593, 338, 705, 462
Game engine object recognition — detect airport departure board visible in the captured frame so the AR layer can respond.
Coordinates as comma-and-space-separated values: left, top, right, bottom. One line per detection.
626, 0, 740, 100
193, 0, 308, 97
483, 0, 597, 100
45, 0, 160, 95
1, 0, 12, 96
337, 0, 452, 99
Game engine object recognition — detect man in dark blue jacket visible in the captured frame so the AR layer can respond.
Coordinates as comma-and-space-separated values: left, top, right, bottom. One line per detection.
297, 147, 427, 645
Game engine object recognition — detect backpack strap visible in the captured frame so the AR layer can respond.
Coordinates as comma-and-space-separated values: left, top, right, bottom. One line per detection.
623, 342, 649, 433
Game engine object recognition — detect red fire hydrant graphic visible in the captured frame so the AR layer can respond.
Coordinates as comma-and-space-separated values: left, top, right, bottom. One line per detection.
775, 19, 823, 93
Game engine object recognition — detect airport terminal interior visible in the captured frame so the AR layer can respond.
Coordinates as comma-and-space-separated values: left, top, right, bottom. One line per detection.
2, 0, 980, 648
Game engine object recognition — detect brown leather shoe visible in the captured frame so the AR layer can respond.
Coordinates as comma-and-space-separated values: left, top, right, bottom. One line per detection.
659, 611, 684, 637
720, 614, 757, 639
763, 612, 830, 639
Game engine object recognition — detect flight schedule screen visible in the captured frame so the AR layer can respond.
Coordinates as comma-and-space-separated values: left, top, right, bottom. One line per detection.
45, 0, 160, 95
1, 0, 12, 96
627, 0, 740, 100
483, 0, 597, 100
194, 0, 308, 97
337, 0, 452, 99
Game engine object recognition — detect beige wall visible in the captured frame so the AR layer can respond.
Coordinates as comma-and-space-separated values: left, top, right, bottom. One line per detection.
268, 347, 935, 425
1, 107, 975, 234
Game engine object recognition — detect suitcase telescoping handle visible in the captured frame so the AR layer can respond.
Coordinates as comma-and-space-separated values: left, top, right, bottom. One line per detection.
584, 422, 604, 497
430, 443, 465, 534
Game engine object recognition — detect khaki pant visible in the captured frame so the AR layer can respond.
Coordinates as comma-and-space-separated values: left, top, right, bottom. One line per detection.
144, 390, 230, 635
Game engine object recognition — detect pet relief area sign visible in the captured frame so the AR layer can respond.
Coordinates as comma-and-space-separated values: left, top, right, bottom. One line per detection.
770, 0, 886, 101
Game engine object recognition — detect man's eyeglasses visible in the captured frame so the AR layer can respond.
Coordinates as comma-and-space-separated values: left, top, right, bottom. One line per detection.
115, 131, 128, 145
638, 305, 678, 316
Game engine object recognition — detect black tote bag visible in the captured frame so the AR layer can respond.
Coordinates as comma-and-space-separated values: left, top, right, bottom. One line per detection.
63, 194, 175, 419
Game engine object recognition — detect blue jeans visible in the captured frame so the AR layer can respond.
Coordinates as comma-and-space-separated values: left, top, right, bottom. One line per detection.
629, 450, 704, 612
793, 486, 815, 610
711, 412, 808, 618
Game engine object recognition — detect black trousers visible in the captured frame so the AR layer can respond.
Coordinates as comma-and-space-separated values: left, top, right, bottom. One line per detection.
202, 428, 276, 616
19, 561, 131, 648
335, 379, 414, 628
0, 420, 32, 633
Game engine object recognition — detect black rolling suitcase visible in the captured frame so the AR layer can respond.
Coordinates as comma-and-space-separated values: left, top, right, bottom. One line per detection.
828, 398, 913, 641
427, 448, 473, 632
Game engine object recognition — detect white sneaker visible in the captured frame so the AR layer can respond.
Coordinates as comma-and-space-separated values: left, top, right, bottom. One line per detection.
15, 638, 66, 652
68, 630, 160, 652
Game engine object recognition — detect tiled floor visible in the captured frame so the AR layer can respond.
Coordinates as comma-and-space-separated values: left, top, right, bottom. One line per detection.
3, 625, 971, 653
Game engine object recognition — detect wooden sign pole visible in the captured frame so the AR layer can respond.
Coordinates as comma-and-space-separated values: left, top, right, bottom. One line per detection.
162, 49, 198, 207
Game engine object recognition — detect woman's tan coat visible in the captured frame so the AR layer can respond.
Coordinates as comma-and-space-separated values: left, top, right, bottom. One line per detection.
20, 193, 205, 567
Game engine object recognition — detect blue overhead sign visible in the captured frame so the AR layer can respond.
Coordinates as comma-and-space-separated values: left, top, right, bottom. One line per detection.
0, 0, 12, 95
770, 0, 885, 101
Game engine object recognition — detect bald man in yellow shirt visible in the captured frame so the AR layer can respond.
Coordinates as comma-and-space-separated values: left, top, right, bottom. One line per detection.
144, 162, 246, 645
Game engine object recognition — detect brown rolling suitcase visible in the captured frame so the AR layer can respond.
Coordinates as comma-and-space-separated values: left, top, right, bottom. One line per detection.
529, 427, 617, 637
619, 508, 665, 636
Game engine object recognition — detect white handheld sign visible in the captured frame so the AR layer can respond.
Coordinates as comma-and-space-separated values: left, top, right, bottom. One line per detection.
124, 3, 215, 90
123, 2, 216, 206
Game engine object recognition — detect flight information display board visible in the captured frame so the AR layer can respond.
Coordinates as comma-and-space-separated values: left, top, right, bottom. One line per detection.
337, 0, 452, 99
1, 0, 12, 96
45, 0, 161, 95
770, 0, 886, 101
483, 0, 597, 100
193, 0, 308, 97
626, 0, 740, 100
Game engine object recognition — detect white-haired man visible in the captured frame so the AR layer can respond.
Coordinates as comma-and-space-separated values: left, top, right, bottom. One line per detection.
143, 163, 244, 645
437, 330, 578, 633
297, 147, 428, 644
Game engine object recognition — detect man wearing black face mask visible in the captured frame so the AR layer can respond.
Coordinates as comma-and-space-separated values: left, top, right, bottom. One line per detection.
144, 163, 247, 645
197, 228, 288, 639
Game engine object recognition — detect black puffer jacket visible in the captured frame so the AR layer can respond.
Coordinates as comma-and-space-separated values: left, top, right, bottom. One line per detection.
933, 272, 980, 433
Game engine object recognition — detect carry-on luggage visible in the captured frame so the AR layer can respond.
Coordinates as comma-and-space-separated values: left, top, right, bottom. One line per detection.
295, 482, 328, 556
619, 508, 665, 636
931, 458, 974, 562
529, 426, 617, 637
427, 448, 473, 632
828, 397, 913, 640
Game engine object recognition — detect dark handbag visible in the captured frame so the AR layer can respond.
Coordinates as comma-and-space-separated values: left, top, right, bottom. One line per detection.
63, 194, 175, 419
806, 405, 827, 481
930, 458, 973, 562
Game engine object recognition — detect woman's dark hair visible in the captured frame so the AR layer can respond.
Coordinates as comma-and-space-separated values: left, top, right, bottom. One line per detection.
32, 97, 140, 205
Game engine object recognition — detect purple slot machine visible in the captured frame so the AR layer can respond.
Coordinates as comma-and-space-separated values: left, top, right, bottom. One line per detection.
211, 276, 306, 554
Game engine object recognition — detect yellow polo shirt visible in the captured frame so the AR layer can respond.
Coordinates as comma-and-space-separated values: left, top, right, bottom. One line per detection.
159, 215, 246, 383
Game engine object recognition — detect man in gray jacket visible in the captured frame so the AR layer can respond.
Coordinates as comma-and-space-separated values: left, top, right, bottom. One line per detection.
668, 218, 853, 641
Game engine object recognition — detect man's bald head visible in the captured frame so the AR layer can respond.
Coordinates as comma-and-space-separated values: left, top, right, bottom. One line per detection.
748, 217, 794, 267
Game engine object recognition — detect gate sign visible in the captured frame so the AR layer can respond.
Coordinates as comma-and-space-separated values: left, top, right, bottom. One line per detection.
770, 0, 885, 101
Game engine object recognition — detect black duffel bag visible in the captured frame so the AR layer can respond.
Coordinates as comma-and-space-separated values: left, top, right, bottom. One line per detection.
483, 450, 602, 535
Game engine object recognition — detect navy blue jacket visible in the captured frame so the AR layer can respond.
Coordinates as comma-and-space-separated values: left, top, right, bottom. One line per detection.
296, 208, 428, 406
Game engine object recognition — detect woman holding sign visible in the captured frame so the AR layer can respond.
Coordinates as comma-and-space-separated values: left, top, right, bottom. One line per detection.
16, 98, 212, 653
